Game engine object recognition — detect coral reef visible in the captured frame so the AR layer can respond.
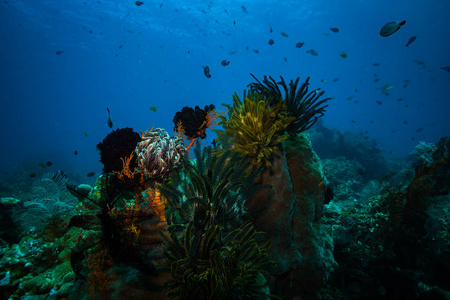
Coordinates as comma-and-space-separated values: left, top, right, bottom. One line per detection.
248, 74, 331, 135
322, 157, 365, 202
321, 137, 450, 299
97, 127, 141, 174
135, 128, 186, 180
309, 121, 388, 180
215, 91, 294, 169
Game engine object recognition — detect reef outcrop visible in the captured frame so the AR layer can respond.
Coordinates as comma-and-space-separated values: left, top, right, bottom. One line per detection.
246, 132, 336, 298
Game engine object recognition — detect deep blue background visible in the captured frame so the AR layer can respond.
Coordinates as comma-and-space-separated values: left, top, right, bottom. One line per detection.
1, 0, 449, 177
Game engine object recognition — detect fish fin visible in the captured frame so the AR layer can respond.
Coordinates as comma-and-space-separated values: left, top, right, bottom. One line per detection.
400, 20, 406, 26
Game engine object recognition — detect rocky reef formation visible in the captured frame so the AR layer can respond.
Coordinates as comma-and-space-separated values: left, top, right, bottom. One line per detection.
247, 132, 336, 298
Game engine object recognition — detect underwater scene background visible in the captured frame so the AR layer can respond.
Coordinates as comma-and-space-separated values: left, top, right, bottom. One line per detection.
0, 0, 449, 299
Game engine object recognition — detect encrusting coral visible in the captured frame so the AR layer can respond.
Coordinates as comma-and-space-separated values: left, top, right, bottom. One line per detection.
215, 91, 295, 169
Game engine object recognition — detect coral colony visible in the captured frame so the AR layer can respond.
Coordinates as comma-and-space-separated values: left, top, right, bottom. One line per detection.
1, 75, 449, 300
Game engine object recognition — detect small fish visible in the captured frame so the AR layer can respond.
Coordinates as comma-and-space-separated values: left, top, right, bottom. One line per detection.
87, 172, 96, 177
373, 62, 380, 66
347, 96, 354, 100
38, 162, 47, 168
203, 65, 211, 78
405, 35, 417, 47
321, 79, 328, 84
46, 161, 53, 167
380, 20, 406, 37
351, 120, 356, 123
284, 57, 288, 62
233, 20, 236, 25
376, 100, 382, 105
280, 32, 289, 37
380, 84, 394, 95
29, 173, 36, 178
55, 50, 63, 55
253, 49, 259, 54
268, 39, 274, 45
441, 66, 450, 72
354, 88, 358, 92
339, 52, 347, 58
83, 130, 89, 137
396, 98, 403, 102
74, 150, 78, 155
241, 5, 247, 13
415, 128, 423, 133
374, 78, 380, 82
149, 106, 158, 112
330, 27, 339, 33
270, 26, 273, 33
403, 121, 408, 124
221, 59, 230, 66
107, 107, 113, 128
332, 77, 339, 82
306, 49, 318, 56
135, 1, 144, 6
295, 42, 304, 48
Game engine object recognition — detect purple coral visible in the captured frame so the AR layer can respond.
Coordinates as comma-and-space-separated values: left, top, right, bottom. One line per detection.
135, 128, 186, 180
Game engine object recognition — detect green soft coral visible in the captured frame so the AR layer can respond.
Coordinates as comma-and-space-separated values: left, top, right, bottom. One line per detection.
216, 91, 294, 169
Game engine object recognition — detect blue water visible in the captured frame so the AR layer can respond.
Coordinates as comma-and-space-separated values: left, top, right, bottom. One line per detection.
1, 0, 449, 177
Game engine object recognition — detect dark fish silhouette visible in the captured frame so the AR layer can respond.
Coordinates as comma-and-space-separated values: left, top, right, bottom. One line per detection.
135, 1, 144, 6
203, 65, 211, 78
330, 27, 339, 33
149, 106, 158, 112
55, 50, 63, 55
253, 49, 259, 53
106, 107, 113, 128
281, 32, 289, 37
441, 66, 450, 72
405, 35, 417, 47
87, 172, 96, 177
38, 162, 47, 168
306, 49, 318, 56
268, 39, 274, 45
29, 173, 36, 178
46, 161, 53, 167
74, 150, 78, 155
295, 42, 304, 48
221, 60, 230, 66
270, 26, 273, 33
241, 5, 247, 13
380, 20, 406, 37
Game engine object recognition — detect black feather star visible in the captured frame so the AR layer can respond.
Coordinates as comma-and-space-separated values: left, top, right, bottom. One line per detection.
248, 73, 332, 135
